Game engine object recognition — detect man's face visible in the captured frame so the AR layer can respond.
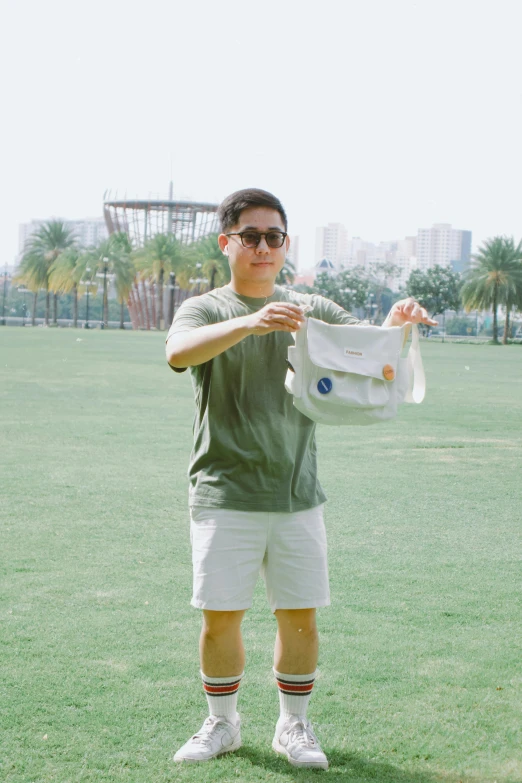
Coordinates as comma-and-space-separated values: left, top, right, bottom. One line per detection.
218, 207, 290, 290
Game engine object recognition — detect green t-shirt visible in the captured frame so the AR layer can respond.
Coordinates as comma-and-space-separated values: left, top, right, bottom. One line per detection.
167, 285, 359, 512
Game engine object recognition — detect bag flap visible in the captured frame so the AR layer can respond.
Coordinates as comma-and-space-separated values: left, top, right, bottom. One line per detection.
306, 318, 405, 381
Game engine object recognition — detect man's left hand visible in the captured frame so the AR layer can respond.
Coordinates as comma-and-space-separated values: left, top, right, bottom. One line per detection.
383, 297, 438, 327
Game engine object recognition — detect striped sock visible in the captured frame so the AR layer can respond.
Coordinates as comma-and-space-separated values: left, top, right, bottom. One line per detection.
274, 668, 316, 719
201, 671, 243, 723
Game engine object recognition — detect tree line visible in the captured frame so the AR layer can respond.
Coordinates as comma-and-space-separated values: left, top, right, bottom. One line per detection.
14, 220, 297, 330
300, 236, 522, 345
14, 223, 522, 343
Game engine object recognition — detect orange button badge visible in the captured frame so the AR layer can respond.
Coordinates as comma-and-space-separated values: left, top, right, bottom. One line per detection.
382, 364, 395, 381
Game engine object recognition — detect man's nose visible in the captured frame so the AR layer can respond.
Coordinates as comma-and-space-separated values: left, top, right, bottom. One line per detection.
256, 236, 270, 253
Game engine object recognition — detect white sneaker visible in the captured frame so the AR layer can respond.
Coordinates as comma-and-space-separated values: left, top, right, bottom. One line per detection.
272, 715, 328, 769
173, 714, 241, 763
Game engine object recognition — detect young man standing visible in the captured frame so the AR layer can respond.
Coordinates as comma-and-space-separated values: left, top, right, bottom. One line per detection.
166, 188, 435, 769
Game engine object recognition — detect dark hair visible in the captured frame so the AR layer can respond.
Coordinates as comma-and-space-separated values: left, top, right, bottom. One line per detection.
218, 188, 288, 232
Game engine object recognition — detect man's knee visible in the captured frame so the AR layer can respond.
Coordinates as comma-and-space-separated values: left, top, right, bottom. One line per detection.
275, 608, 317, 636
202, 609, 245, 638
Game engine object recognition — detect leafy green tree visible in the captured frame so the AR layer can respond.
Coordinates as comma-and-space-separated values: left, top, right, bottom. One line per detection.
133, 233, 185, 329
276, 258, 296, 286
312, 268, 370, 312
406, 265, 462, 319
461, 236, 522, 344
17, 220, 76, 325
368, 262, 401, 321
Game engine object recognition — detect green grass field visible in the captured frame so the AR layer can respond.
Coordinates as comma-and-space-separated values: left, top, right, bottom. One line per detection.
1, 329, 521, 783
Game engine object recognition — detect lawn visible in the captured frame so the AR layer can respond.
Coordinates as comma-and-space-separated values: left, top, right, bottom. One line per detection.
1, 329, 521, 783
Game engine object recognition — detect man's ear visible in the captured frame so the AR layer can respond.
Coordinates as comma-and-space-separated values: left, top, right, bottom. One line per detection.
218, 233, 229, 255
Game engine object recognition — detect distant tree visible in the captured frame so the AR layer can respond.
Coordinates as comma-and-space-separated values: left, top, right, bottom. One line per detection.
133, 233, 185, 329
461, 236, 522, 344
17, 220, 76, 325
277, 258, 296, 286
312, 268, 370, 312
406, 265, 462, 319
444, 316, 477, 336
184, 233, 230, 292
82, 235, 128, 327
48, 247, 90, 327
110, 233, 135, 329
368, 262, 401, 321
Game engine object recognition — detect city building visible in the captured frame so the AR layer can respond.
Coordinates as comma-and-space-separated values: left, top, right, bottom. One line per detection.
19, 217, 109, 255
416, 223, 471, 273
315, 223, 348, 269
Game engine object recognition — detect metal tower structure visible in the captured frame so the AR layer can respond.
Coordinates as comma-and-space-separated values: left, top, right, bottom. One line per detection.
103, 184, 219, 247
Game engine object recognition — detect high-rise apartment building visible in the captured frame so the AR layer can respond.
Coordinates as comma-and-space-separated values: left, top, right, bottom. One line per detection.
19, 217, 109, 255
315, 223, 348, 269
312, 220, 471, 290
416, 224, 471, 273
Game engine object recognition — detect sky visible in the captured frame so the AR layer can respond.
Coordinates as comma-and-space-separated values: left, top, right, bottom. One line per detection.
2, 0, 521, 270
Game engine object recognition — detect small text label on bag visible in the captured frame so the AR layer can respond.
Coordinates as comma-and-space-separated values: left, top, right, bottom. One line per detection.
344, 348, 364, 358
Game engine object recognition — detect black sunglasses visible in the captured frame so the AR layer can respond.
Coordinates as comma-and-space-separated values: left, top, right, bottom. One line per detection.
225, 231, 287, 249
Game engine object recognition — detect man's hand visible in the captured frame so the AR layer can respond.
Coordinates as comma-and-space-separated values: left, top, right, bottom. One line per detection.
166, 303, 306, 369
245, 302, 306, 335
383, 297, 438, 328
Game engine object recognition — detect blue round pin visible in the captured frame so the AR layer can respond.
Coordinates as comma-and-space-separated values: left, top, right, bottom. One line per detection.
317, 377, 332, 394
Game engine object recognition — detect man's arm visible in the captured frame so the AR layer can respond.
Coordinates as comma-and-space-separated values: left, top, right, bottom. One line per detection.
166, 302, 305, 369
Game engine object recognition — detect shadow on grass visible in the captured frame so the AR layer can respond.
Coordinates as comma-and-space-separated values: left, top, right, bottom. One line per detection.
236, 745, 447, 782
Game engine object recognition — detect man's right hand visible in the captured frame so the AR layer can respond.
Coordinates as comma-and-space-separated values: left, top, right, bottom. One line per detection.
166, 304, 306, 369
245, 302, 306, 336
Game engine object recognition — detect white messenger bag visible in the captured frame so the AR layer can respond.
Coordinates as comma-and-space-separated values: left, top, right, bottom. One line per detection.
284, 317, 426, 425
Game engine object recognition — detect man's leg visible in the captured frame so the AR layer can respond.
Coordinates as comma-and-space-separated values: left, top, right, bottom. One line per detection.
274, 608, 318, 674
200, 609, 245, 676
174, 609, 245, 763
272, 607, 327, 769
274, 608, 318, 720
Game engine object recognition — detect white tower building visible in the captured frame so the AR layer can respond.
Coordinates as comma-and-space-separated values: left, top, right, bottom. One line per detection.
315, 223, 348, 269
416, 224, 471, 272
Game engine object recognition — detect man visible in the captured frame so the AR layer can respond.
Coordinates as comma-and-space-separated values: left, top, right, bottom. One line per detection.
166, 188, 435, 769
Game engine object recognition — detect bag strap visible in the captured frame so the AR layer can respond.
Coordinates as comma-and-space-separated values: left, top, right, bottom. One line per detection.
405, 324, 426, 404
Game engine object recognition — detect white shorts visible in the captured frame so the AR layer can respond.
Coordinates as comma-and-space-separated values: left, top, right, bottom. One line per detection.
189, 504, 329, 612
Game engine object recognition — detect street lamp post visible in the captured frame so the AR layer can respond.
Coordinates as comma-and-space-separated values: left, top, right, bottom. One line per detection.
80, 267, 95, 329
102, 257, 108, 328
86, 283, 91, 328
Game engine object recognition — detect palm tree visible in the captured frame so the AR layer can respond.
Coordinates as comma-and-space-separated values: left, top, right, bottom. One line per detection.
18, 221, 76, 325
48, 247, 90, 327
186, 233, 230, 291
110, 233, 135, 329
461, 236, 522, 344
502, 262, 522, 343
15, 251, 47, 325
133, 233, 186, 329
